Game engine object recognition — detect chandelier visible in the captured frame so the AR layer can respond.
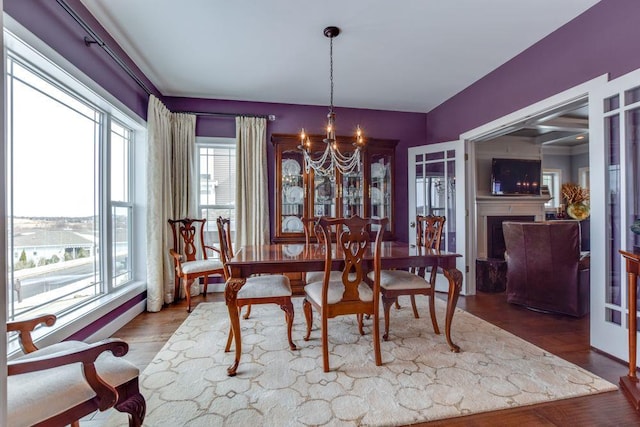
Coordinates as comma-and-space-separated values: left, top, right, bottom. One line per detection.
299, 26, 364, 182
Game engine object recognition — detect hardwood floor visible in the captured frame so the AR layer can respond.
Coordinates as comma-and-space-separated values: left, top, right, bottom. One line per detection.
111, 291, 640, 426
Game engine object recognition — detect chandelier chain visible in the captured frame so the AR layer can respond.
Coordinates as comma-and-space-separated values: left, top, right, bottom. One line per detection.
329, 36, 334, 111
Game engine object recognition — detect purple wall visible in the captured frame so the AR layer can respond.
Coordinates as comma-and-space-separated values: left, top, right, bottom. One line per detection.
4, 0, 157, 119
164, 97, 427, 242
425, 0, 640, 144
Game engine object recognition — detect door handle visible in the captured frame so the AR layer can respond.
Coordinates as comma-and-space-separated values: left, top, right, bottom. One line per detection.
410, 222, 416, 228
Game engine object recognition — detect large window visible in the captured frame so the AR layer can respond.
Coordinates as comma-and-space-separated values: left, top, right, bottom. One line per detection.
197, 137, 236, 245
5, 33, 138, 321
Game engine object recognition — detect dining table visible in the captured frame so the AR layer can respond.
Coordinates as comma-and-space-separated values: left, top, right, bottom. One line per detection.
223, 241, 463, 376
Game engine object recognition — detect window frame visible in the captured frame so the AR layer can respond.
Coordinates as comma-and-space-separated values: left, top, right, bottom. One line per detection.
4, 21, 146, 350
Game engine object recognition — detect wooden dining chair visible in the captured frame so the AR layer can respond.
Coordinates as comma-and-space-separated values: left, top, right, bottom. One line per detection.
374, 215, 445, 341
168, 218, 225, 312
303, 215, 388, 372
301, 216, 343, 285
216, 217, 297, 352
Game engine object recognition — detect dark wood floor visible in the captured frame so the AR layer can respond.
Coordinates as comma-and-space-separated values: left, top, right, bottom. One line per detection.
112, 292, 640, 426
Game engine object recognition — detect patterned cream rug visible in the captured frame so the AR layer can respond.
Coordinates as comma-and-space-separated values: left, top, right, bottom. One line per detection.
106, 297, 616, 426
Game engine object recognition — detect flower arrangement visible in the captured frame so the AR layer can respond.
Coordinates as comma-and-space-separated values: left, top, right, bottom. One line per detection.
561, 182, 589, 205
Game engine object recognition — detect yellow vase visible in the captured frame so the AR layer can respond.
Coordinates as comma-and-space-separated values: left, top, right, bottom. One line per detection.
567, 202, 590, 220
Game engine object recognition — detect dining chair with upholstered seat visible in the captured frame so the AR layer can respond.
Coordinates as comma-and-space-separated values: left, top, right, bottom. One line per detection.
373, 215, 445, 341
303, 215, 387, 372
216, 217, 297, 352
168, 218, 225, 312
301, 216, 343, 285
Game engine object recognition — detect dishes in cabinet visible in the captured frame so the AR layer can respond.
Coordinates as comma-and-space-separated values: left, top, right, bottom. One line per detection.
282, 158, 301, 176
371, 187, 384, 205
315, 180, 333, 202
371, 163, 385, 179
282, 216, 304, 233
285, 186, 304, 204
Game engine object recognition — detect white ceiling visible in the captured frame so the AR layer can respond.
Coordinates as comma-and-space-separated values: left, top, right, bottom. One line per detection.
79, 0, 600, 113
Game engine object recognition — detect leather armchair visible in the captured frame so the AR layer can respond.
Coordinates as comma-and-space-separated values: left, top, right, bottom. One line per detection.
502, 220, 590, 317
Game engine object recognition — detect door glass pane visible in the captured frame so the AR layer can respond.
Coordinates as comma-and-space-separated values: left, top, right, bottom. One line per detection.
604, 95, 620, 112
625, 87, 640, 106
446, 159, 456, 252
413, 150, 456, 251
606, 113, 622, 325
415, 163, 425, 217
626, 108, 640, 252
370, 154, 391, 230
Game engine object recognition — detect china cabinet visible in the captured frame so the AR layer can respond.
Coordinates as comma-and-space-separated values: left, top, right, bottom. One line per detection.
271, 133, 398, 243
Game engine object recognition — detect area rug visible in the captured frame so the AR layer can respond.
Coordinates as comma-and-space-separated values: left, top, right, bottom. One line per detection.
106, 297, 616, 426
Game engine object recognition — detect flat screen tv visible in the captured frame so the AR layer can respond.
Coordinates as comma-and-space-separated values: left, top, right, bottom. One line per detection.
491, 158, 541, 195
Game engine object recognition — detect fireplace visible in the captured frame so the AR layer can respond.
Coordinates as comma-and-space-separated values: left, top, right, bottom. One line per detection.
486, 215, 535, 259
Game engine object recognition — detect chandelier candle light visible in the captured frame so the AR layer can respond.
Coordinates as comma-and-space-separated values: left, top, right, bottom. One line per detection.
299, 26, 364, 182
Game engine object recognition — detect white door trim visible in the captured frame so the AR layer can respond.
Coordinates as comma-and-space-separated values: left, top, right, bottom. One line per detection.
457, 74, 608, 294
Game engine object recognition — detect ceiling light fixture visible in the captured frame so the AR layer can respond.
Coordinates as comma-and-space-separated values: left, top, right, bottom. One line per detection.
576, 135, 585, 140
299, 26, 364, 182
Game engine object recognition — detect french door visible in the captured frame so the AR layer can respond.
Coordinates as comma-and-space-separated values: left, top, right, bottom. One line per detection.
591, 68, 640, 362
408, 141, 467, 293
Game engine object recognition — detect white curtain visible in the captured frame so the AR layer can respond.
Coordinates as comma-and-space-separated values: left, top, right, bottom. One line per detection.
235, 117, 270, 247
146, 95, 197, 312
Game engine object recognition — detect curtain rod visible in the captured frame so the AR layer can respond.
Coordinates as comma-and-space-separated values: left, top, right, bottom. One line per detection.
56, 0, 154, 96
179, 111, 277, 121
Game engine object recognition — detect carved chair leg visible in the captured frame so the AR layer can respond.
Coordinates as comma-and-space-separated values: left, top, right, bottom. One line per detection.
321, 313, 330, 372
183, 278, 192, 313
428, 289, 440, 335
280, 300, 297, 350
381, 295, 395, 341
243, 304, 252, 320
428, 268, 440, 334
115, 380, 146, 427
71, 421, 80, 427
303, 298, 313, 341
395, 299, 401, 310
225, 325, 234, 352
357, 313, 365, 335
410, 295, 420, 319
202, 275, 208, 297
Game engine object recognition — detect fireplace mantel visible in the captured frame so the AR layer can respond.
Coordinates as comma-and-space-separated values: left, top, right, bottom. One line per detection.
476, 196, 549, 259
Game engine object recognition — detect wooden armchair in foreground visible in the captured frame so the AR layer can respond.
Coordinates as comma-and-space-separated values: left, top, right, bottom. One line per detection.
168, 218, 225, 312
7, 314, 145, 427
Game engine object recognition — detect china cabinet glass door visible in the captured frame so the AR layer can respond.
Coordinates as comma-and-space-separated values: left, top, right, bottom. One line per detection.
369, 154, 392, 232
312, 173, 336, 218
280, 151, 305, 235
341, 171, 363, 218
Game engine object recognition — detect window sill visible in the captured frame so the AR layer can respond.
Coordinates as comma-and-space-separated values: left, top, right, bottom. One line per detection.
7, 282, 146, 358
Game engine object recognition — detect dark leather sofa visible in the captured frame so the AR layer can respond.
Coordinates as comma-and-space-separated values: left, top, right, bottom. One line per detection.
502, 220, 590, 317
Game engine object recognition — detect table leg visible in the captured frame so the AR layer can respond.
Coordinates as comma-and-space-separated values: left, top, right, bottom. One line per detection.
225, 278, 245, 376
442, 267, 463, 353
